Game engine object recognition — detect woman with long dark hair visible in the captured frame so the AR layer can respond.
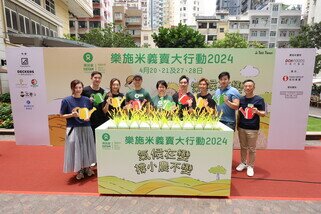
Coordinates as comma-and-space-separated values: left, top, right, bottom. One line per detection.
60, 80, 96, 180
102, 78, 125, 119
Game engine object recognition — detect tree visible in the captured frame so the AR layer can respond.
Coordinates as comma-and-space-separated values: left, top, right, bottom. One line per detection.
211, 33, 265, 48
208, 165, 226, 180
79, 24, 137, 48
152, 23, 205, 48
290, 22, 321, 74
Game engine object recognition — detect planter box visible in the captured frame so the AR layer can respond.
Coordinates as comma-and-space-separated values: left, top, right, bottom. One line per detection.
96, 120, 234, 196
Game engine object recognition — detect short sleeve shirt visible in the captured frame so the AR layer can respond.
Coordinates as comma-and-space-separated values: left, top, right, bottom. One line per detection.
238, 95, 265, 130
214, 85, 241, 123
60, 96, 92, 127
125, 88, 152, 103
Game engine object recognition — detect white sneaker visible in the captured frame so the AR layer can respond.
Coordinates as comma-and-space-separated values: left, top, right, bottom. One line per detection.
247, 166, 254, 177
236, 163, 247, 172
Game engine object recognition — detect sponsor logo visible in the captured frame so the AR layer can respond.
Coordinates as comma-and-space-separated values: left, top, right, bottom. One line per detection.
17, 69, 35, 76
83, 52, 93, 63
15, 79, 28, 88
282, 76, 289, 81
24, 100, 34, 110
284, 58, 305, 65
30, 79, 38, 87
20, 91, 36, 98
20, 52, 30, 67
282, 75, 303, 82
102, 133, 110, 141
134, 94, 144, 99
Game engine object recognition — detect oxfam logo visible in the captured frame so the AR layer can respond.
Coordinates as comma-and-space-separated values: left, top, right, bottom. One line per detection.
102, 133, 110, 141
83, 52, 93, 63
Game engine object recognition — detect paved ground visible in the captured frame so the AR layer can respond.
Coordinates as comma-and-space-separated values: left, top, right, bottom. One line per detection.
309, 106, 321, 118
0, 194, 321, 213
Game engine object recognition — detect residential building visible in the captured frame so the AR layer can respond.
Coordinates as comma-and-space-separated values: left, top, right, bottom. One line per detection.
216, 0, 240, 16
306, 0, 321, 24
216, 0, 271, 15
172, 0, 201, 26
0, 0, 93, 93
240, 0, 270, 14
70, 0, 113, 39
228, 15, 250, 40
248, 3, 301, 48
113, 5, 142, 46
141, 29, 156, 47
195, 11, 228, 44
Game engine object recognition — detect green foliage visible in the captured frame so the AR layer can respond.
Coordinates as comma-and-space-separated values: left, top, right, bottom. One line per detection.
311, 84, 321, 95
208, 165, 226, 180
0, 102, 13, 129
289, 22, 321, 49
208, 165, 227, 174
289, 22, 321, 74
211, 33, 265, 48
79, 24, 137, 48
0, 93, 11, 103
152, 23, 206, 48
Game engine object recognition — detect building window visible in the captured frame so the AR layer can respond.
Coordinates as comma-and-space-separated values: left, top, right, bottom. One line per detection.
144, 36, 148, 40
289, 17, 298, 25
78, 21, 87, 28
45, 0, 55, 14
93, 0, 100, 3
260, 31, 266, 37
272, 5, 278, 11
25, 18, 30, 34
31, 20, 41, 35
281, 18, 288, 24
251, 30, 257, 36
271, 18, 277, 24
89, 21, 101, 28
269, 43, 275, 48
69, 21, 75, 28
19, 15, 28, 34
32, 0, 41, 5
289, 31, 295, 37
198, 22, 207, 29
126, 17, 141, 23
209, 22, 216, 29
93, 8, 100, 16
207, 35, 216, 41
252, 18, 258, 24
280, 31, 287, 37
114, 13, 123, 20
221, 15, 225, 19
270, 31, 276, 37
220, 28, 224, 33
5, 8, 12, 29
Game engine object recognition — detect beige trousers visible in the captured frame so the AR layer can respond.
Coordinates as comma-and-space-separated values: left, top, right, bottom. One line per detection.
238, 127, 259, 167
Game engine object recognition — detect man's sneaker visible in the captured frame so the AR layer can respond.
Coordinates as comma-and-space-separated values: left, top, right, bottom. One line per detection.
76, 170, 85, 180
90, 163, 97, 167
247, 166, 254, 177
85, 168, 95, 177
236, 163, 247, 172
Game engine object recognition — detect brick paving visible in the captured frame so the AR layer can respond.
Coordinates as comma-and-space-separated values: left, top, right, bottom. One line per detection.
0, 194, 321, 213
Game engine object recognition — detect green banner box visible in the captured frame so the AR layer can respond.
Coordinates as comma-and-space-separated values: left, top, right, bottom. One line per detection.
96, 121, 234, 196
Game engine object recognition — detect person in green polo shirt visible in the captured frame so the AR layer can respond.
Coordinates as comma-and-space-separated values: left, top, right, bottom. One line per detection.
152, 80, 174, 110
125, 74, 152, 110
